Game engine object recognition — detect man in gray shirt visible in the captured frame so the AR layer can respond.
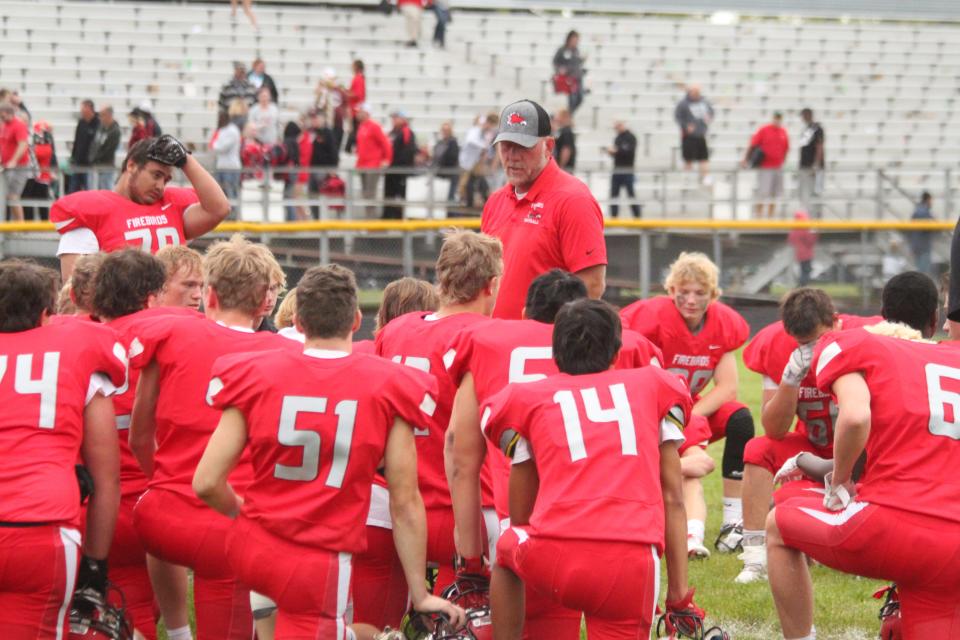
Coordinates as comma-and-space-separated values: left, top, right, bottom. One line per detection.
674, 84, 714, 184
88, 105, 121, 189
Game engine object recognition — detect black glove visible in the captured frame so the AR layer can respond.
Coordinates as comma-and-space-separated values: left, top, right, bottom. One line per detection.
75, 464, 94, 505
146, 134, 191, 168
75, 556, 108, 599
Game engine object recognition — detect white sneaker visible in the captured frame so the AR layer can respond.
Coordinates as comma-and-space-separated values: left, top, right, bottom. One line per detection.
687, 535, 711, 559
735, 544, 767, 583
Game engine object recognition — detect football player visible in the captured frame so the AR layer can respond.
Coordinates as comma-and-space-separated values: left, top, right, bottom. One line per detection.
0, 261, 127, 638
52, 135, 230, 281
734, 288, 880, 583
768, 272, 960, 639
484, 299, 706, 639
61, 253, 107, 320
126, 236, 293, 640
155, 245, 203, 310
193, 265, 465, 640
91, 249, 172, 639
374, 230, 502, 592
620, 252, 754, 557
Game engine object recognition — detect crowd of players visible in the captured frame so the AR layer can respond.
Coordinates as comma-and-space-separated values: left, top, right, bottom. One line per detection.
0, 123, 959, 640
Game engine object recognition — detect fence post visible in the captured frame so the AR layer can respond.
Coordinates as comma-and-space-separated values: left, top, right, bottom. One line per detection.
659, 171, 667, 216
261, 168, 271, 222
712, 230, 722, 274
319, 231, 330, 265
426, 170, 436, 220
0, 171, 7, 221
874, 170, 884, 218
945, 168, 953, 220
402, 232, 414, 277
860, 229, 869, 309
639, 231, 650, 299
345, 168, 356, 221
730, 170, 739, 220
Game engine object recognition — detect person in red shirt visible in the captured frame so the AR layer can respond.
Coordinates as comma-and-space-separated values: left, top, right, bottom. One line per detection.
193, 264, 465, 640
374, 230, 502, 594
155, 245, 204, 310
51, 135, 230, 282
126, 236, 293, 640
482, 99, 607, 320
768, 272, 960, 639
343, 60, 367, 153
742, 112, 790, 218
446, 268, 664, 639
484, 299, 711, 639
787, 210, 817, 286
735, 288, 880, 584
0, 102, 31, 222
0, 261, 127, 639
355, 103, 393, 219
620, 252, 754, 559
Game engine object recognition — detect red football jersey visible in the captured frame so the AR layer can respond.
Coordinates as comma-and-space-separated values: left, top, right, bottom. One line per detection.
814, 329, 960, 522
375, 311, 490, 509
126, 314, 295, 501
208, 348, 439, 552
353, 339, 376, 355
481, 367, 692, 549
0, 323, 127, 524
51, 187, 198, 253
620, 296, 749, 396
743, 314, 881, 448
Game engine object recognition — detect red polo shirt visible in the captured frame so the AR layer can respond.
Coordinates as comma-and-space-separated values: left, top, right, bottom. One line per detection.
0, 117, 29, 166
355, 119, 392, 169
481, 158, 606, 319
750, 124, 790, 169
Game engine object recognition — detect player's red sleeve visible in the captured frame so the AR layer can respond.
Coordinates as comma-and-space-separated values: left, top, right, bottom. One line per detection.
557, 195, 607, 274
711, 302, 750, 352
619, 299, 660, 343
742, 322, 789, 380
206, 353, 261, 412
124, 316, 174, 370
480, 384, 533, 459
167, 187, 200, 213
50, 193, 97, 236
86, 324, 131, 390
444, 324, 479, 387
617, 329, 663, 369
382, 363, 442, 433
646, 367, 694, 425
812, 329, 872, 393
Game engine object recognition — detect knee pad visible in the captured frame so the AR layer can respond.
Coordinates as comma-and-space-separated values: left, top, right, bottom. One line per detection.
722, 408, 755, 480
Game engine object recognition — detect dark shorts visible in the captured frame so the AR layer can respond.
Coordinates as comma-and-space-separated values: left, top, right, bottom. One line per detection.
681, 135, 709, 162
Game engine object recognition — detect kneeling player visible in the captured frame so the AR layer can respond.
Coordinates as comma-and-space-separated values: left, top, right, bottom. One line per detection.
621, 252, 754, 557
194, 265, 465, 639
484, 299, 708, 639
768, 272, 960, 638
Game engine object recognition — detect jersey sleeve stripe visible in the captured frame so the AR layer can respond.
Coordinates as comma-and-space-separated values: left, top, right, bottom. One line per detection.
815, 341, 843, 377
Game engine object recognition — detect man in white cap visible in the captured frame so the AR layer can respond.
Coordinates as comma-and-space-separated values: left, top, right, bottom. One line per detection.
481, 98, 607, 319
354, 102, 392, 218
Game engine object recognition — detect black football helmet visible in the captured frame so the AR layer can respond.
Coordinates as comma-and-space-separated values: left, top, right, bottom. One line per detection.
68, 588, 133, 640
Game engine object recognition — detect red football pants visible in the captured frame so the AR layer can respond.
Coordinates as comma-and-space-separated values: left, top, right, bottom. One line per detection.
777, 497, 960, 637
227, 515, 353, 640
133, 489, 252, 640
109, 492, 157, 640
743, 431, 832, 474
352, 525, 408, 629
0, 525, 80, 639
498, 527, 658, 640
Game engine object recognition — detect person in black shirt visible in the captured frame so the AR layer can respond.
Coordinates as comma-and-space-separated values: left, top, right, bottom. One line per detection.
67, 99, 99, 193
552, 109, 576, 172
798, 108, 824, 217
605, 121, 641, 218
431, 121, 460, 201
384, 111, 417, 219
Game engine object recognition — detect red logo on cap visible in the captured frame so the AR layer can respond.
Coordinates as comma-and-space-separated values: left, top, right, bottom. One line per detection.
508, 112, 527, 127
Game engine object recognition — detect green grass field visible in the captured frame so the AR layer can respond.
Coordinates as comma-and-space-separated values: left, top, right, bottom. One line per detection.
158, 349, 882, 640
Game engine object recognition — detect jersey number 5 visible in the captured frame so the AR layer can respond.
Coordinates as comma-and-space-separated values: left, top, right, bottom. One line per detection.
123, 227, 180, 252
275, 395, 358, 486
0, 352, 59, 429
926, 363, 960, 440
553, 383, 637, 462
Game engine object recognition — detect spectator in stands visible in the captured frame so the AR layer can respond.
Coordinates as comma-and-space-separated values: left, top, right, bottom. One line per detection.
430, 0, 451, 48
457, 112, 498, 209
67, 99, 99, 194
355, 102, 392, 218
137, 100, 162, 137
230, 0, 258, 29
743, 111, 790, 218
315, 68, 347, 150
882, 239, 910, 281
553, 30, 586, 113
247, 58, 277, 103
384, 111, 417, 219
909, 191, 935, 276
279, 120, 303, 222
675, 84, 714, 185
0, 102, 31, 221
797, 107, 824, 218
126, 107, 157, 150
431, 121, 459, 202
343, 60, 367, 153
398, 0, 424, 47
248, 87, 280, 146
218, 62, 258, 112
22, 120, 57, 221
294, 112, 314, 220
605, 120, 641, 219
227, 97, 249, 131
308, 111, 339, 217
211, 111, 242, 214
552, 108, 576, 172
88, 105, 121, 189
0, 89, 31, 125
787, 210, 817, 286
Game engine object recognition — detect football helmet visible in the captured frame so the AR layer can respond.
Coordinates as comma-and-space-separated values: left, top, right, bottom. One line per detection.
397, 573, 492, 640
874, 584, 901, 640
655, 589, 729, 640
68, 588, 133, 640
714, 521, 743, 554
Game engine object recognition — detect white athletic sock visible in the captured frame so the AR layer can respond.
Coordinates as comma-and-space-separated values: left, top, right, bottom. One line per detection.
687, 519, 705, 543
166, 626, 193, 640
742, 528, 765, 547
722, 497, 742, 524
785, 626, 816, 640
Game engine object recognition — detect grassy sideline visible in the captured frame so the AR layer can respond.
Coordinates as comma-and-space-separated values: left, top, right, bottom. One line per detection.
158, 349, 883, 640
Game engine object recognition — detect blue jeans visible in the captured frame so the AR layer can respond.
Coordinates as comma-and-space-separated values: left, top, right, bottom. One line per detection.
96, 170, 115, 190
66, 171, 88, 194
610, 173, 641, 218
432, 6, 450, 46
